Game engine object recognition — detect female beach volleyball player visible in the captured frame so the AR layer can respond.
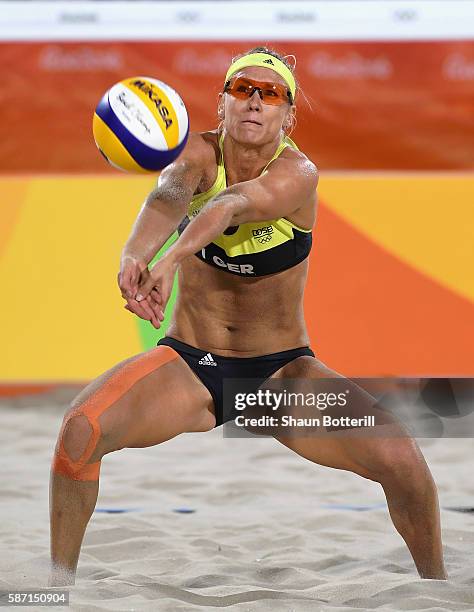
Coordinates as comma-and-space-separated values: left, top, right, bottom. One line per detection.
50, 48, 447, 585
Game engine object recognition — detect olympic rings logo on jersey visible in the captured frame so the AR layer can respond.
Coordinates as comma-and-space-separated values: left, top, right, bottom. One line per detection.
252, 226, 274, 244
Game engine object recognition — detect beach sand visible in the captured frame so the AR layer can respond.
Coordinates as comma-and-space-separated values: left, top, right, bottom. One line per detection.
1, 388, 473, 611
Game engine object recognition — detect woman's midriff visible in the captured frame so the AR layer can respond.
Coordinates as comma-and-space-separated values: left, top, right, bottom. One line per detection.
166, 256, 311, 357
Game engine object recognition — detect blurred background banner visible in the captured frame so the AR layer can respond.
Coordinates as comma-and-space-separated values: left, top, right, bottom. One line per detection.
1, 1, 473, 382
2, 41, 474, 171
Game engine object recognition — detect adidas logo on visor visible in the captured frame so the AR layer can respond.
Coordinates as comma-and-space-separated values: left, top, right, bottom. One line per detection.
263, 58, 274, 65
198, 353, 217, 366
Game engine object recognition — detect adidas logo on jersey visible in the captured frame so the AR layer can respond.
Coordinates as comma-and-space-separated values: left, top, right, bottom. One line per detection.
198, 353, 217, 366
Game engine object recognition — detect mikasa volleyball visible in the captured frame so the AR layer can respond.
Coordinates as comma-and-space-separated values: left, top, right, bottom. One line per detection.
93, 76, 189, 173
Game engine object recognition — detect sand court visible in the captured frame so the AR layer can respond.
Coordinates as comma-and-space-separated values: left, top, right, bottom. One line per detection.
1, 389, 473, 611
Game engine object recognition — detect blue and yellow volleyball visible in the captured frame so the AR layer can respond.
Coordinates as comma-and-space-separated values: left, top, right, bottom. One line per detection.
93, 76, 189, 173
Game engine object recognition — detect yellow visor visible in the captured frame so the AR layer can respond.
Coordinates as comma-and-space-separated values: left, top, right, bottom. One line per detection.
225, 52, 296, 101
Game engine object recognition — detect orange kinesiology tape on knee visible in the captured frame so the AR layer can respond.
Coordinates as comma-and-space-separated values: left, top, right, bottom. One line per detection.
52, 346, 178, 481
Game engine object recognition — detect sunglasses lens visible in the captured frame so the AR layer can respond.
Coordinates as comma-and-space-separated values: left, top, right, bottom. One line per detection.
226, 78, 289, 105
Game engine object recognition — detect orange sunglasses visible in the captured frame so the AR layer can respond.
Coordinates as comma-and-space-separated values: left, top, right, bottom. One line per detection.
224, 77, 293, 106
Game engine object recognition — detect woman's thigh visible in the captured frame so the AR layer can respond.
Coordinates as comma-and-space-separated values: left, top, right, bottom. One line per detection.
268, 355, 421, 479
59, 345, 216, 466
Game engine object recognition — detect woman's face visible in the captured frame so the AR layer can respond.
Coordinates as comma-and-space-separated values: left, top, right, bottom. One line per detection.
220, 66, 295, 147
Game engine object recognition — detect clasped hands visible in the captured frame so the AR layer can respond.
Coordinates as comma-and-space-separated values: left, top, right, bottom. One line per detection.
118, 255, 177, 329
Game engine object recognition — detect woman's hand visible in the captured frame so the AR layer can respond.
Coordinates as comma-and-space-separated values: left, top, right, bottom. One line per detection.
118, 256, 164, 328
135, 254, 178, 323
118, 255, 144, 300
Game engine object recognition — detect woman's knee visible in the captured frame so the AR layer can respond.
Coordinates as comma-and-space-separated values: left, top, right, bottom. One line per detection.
52, 406, 105, 482
363, 439, 430, 487
187, 406, 216, 432
61, 413, 97, 461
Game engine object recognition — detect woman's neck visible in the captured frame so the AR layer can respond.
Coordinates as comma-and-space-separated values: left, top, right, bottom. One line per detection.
221, 130, 283, 185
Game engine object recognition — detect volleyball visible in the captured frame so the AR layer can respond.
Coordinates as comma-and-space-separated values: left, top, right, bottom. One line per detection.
92, 76, 189, 173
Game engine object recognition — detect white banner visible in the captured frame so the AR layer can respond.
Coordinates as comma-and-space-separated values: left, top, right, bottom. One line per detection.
0, 1, 473, 41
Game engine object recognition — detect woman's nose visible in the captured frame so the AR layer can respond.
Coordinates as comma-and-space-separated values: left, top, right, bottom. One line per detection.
248, 89, 262, 109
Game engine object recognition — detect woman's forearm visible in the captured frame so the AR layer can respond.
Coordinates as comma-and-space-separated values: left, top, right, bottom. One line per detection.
121, 197, 183, 266
165, 194, 244, 264
121, 152, 206, 266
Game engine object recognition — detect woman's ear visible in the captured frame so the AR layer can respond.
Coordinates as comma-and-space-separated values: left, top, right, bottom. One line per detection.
284, 105, 297, 134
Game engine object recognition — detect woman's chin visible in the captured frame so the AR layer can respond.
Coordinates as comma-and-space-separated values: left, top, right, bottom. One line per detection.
230, 127, 268, 146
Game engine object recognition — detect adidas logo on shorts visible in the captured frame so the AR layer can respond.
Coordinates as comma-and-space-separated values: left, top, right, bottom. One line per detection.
198, 353, 217, 366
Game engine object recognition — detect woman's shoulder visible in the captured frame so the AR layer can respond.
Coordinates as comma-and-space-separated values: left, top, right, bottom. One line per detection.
185, 130, 220, 168
184, 131, 221, 196
281, 138, 318, 171
275, 140, 319, 186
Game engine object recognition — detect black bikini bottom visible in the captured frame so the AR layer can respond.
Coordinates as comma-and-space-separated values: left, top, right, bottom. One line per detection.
157, 336, 315, 427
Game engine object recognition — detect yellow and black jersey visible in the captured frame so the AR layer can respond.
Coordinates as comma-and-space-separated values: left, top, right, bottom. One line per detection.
178, 132, 312, 277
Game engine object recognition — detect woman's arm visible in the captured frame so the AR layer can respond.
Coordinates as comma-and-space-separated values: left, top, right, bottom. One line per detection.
118, 132, 209, 324
120, 132, 209, 277
136, 154, 318, 312
166, 156, 317, 265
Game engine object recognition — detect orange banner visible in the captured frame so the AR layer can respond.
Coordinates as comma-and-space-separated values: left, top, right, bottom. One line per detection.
1, 40, 473, 172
